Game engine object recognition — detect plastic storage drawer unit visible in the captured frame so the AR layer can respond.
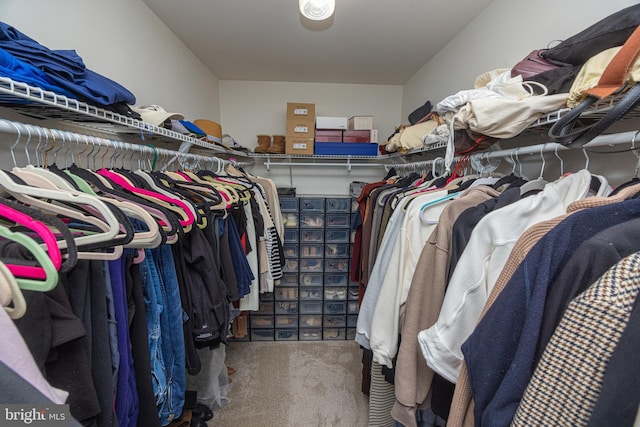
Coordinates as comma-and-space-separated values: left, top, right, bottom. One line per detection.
284, 229, 299, 243
301, 229, 324, 243
325, 243, 349, 258
324, 301, 347, 314
326, 214, 350, 228
300, 273, 323, 286
300, 197, 325, 212
275, 329, 298, 341
251, 330, 275, 341
279, 197, 298, 212
326, 198, 351, 212
325, 229, 349, 243
300, 213, 324, 228
325, 273, 348, 287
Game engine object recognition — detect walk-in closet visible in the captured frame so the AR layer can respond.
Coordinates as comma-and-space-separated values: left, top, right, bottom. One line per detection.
1, 1, 640, 426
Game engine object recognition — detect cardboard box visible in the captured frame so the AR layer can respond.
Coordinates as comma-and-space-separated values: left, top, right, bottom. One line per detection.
315, 130, 343, 142
316, 116, 348, 130
370, 129, 378, 143
286, 117, 315, 137
343, 130, 370, 143
348, 116, 373, 130
286, 136, 315, 155
287, 102, 316, 121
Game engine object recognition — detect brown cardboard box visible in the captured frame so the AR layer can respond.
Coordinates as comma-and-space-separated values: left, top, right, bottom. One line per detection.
343, 130, 370, 143
286, 117, 315, 137
348, 116, 373, 130
285, 136, 314, 155
287, 102, 316, 121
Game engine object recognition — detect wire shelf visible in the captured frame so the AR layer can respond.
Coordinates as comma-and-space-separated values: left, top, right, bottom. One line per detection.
0, 76, 250, 158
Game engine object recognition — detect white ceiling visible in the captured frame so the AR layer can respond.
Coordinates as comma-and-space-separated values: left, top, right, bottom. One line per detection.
142, 0, 494, 85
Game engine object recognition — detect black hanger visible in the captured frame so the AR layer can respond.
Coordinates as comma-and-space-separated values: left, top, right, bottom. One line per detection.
491, 173, 520, 190
69, 165, 178, 241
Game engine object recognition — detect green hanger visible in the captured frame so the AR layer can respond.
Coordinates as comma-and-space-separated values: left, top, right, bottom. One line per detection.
0, 225, 59, 292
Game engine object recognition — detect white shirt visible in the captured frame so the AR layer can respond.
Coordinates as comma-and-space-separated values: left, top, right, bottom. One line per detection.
418, 170, 595, 383
369, 190, 453, 368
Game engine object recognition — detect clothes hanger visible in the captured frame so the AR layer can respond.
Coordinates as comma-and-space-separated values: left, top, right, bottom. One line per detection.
0, 224, 59, 292
0, 168, 123, 254
69, 164, 180, 244
0, 261, 26, 320
0, 200, 64, 279
0, 198, 78, 273
97, 167, 195, 230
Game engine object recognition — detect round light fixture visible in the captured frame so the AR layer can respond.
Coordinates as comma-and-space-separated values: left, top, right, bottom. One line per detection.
299, 0, 335, 21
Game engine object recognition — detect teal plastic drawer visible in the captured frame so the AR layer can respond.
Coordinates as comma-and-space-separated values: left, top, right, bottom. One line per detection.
324, 301, 347, 315
283, 213, 299, 228
324, 315, 346, 328
326, 214, 350, 228
251, 329, 274, 341
279, 197, 298, 212
301, 229, 324, 243
324, 259, 349, 273
324, 287, 347, 301
281, 273, 299, 286
275, 287, 298, 301
275, 329, 298, 341
284, 229, 298, 243
275, 315, 297, 328
325, 243, 350, 258
300, 197, 324, 212
326, 198, 351, 212
299, 314, 322, 328
323, 328, 346, 340
300, 259, 323, 272
325, 229, 349, 243
250, 315, 274, 329
299, 287, 322, 300
300, 213, 324, 228
300, 244, 323, 258
300, 273, 323, 286
325, 274, 348, 287
300, 328, 322, 340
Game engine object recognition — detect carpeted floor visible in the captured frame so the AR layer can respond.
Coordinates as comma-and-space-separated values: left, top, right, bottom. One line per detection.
209, 340, 369, 427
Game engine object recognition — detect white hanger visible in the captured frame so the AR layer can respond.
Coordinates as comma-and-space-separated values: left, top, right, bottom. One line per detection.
0, 261, 26, 320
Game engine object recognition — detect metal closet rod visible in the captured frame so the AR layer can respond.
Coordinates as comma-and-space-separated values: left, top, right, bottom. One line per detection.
0, 118, 229, 170
263, 156, 389, 172
392, 130, 640, 171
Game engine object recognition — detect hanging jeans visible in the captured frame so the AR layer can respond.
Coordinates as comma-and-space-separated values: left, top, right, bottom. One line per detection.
140, 245, 187, 425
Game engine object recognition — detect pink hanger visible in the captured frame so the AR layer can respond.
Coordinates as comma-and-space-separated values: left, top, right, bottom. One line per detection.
0, 203, 62, 280
97, 169, 195, 227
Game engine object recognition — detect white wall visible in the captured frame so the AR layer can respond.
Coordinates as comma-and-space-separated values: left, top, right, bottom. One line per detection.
0, 0, 221, 121
220, 81, 402, 195
402, 0, 638, 119
219, 81, 402, 149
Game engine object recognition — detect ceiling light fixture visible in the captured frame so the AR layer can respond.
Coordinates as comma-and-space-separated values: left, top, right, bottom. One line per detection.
299, 0, 335, 21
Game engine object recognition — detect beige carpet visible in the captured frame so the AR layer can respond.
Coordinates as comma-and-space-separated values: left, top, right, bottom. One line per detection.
210, 340, 369, 427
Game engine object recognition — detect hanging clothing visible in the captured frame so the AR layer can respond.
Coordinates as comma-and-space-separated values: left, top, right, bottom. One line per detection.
511, 252, 640, 426
418, 170, 595, 384
463, 197, 640, 426
392, 185, 499, 427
